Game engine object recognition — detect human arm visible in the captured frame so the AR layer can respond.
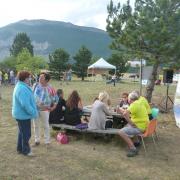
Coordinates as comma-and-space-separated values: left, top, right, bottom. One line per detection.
117, 107, 136, 127
18, 89, 38, 118
78, 99, 83, 110
102, 103, 111, 116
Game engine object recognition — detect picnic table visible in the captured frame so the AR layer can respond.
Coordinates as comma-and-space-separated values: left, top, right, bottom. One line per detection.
82, 105, 122, 117
50, 105, 127, 135
82, 105, 126, 129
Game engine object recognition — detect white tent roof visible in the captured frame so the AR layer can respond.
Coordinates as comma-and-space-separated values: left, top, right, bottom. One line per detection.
88, 58, 116, 69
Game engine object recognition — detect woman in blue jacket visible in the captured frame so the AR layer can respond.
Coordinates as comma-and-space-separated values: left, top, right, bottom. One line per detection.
12, 71, 38, 156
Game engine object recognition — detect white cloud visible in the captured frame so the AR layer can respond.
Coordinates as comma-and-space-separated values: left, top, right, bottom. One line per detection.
0, 0, 134, 30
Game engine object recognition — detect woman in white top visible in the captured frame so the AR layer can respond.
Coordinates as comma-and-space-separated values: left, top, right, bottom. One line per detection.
88, 91, 112, 130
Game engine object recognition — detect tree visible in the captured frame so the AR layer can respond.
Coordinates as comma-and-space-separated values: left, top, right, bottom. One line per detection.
0, 56, 17, 70
89, 55, 101, 65
73, 45, 92, 81
108, 53, 130, 76
107, 0, 180, 102
10, 32, 34, 57
48, 48, 70, 79
16, 48, 46, 74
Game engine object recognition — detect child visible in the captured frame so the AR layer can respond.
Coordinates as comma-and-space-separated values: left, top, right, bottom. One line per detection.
49, 89, 66, 127
119, 92, 129, 109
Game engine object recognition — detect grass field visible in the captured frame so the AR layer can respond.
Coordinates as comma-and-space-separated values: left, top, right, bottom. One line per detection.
0, 80, 180, 180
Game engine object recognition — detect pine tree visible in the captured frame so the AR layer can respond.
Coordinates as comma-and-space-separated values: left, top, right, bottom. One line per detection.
106, 0, 180, 101
73, 45, 92, 81
49, 48, 70, 79
10, 32, 34, 57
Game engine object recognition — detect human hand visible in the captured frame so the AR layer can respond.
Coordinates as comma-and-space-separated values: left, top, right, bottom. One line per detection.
131, 123, 137, 128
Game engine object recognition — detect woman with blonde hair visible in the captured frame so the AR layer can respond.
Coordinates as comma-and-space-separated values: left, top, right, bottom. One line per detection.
88, 91, 112, 130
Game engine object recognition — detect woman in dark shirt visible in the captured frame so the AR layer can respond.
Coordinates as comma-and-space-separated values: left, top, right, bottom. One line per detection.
49, 89, 66, 125
64, 90, 83, 125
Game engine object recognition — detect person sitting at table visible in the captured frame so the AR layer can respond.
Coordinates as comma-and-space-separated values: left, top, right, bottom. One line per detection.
119, 92, 129, 109
88, 91, 112, 130
113, 92, 129, 129
64, 90, 83, 125
117, 92, 149, 157
132, 90, 153, 120
49, 89, 66, 129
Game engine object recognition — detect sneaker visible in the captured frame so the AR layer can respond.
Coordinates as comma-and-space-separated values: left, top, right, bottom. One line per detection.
134, 142, 141, 147
126, 148, 138, 157
25, 152, 35, 157
32, 142, 40, 147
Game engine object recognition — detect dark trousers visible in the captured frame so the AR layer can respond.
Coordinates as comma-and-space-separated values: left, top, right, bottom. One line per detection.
105, 120, 113, 129
16, 119, 31, 155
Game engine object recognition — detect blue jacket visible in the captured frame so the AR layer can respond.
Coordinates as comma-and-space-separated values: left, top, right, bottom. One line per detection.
12, 81, 38, 120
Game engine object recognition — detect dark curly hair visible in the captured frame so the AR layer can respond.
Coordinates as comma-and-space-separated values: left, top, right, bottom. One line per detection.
66, 90, 81, 110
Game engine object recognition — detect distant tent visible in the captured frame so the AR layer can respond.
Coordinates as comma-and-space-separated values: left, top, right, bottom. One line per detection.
88, 58, 116, 75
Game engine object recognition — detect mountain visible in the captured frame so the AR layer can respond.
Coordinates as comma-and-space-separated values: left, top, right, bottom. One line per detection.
0, 19, 112, 61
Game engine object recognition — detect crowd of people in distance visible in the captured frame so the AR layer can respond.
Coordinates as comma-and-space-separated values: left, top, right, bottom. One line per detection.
0, 69, 16, 85
12, 70, 153, 157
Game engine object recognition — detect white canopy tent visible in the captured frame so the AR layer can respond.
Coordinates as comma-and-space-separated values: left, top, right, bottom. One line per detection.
88, 58, 116, 75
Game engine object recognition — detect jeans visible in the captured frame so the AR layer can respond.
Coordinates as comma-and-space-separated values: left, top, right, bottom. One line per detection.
16, 119, 31, 155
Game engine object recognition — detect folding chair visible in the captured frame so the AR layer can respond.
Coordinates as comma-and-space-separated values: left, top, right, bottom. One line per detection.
151, 108, 159, 140
138, 119, 157, 153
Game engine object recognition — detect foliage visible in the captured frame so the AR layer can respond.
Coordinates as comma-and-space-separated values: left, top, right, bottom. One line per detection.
10, 32, 34, 57
48, 48, 70, 79
106, 0, 180, 101
73, 45, 92, 81
89, 55, 101, 65
16, 48, 47, 73
0, 56, 17, 71
108, 52, 130, 76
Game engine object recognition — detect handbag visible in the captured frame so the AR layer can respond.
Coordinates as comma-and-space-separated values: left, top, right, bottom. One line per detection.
56, 132, 69, 144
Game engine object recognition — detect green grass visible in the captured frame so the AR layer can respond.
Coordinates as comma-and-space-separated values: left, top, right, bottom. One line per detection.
0, 80, 180, 180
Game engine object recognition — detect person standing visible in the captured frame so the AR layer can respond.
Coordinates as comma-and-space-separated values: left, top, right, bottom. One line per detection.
111, 74, 116, 87
12, 71, 38, 156
10, 70, 15, 85
0, 70, 2, 99
4, 72, 8, 85
33, 72, 58, 146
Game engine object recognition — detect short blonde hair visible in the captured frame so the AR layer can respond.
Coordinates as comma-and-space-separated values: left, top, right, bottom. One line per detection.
98, 91, 109, 102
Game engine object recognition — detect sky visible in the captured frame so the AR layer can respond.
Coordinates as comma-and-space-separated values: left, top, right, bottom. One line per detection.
0, 0, 135, 30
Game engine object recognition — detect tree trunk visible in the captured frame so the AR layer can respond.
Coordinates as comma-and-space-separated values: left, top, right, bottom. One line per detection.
81, 73, 84, 81
145, 62, 159, 102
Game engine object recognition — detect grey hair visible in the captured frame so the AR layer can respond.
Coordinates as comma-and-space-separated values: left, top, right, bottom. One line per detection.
132, 90, 140, 98
128, 92, 139, 101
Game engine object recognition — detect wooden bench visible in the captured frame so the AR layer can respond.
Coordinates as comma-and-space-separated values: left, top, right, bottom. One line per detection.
50, 124, 121, 135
